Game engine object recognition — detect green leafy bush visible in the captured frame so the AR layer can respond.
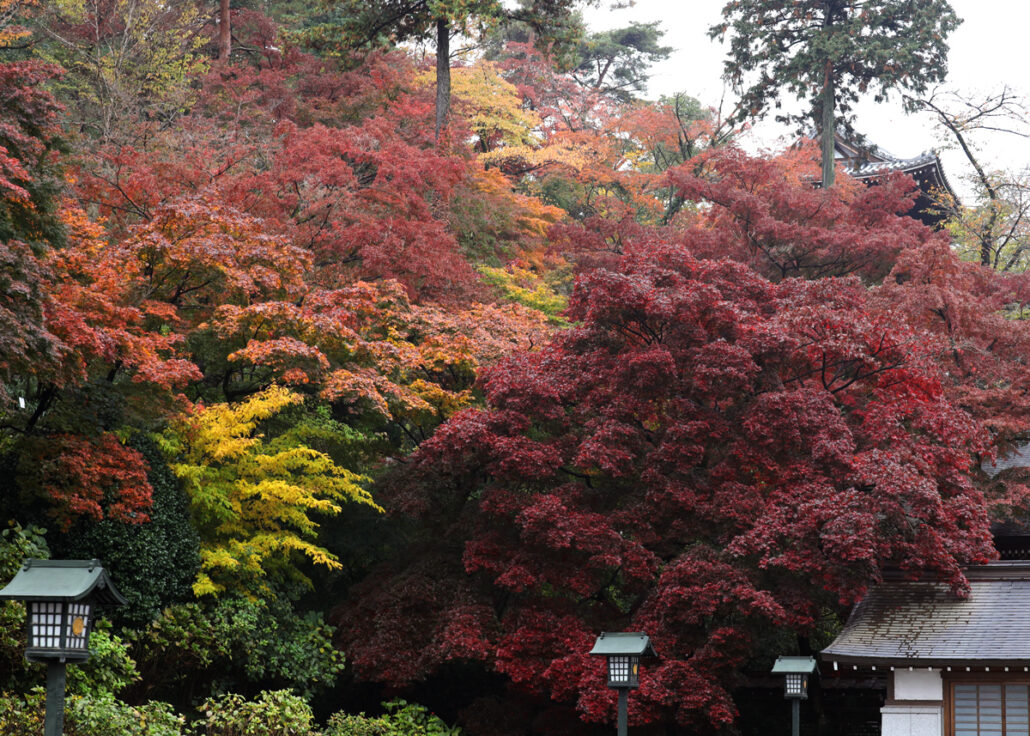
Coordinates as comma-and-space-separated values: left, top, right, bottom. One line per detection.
0, 522, 49, 579
66, 694, 185, 736
194, 690, 315, 736
0, 689, 44, 735
0, 689, 461, 736
126, 597, 343, 703
67, 622, 139, 698
324, 701, 461, 736
0, 690, 183, 736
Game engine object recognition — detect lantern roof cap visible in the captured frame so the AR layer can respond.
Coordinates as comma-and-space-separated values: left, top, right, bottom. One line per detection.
771, 656, 818, 674
0, 559, 126, 605
590, 632, 657, 657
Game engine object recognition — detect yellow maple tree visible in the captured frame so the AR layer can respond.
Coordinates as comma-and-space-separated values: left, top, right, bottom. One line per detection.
160, 386, 379, 598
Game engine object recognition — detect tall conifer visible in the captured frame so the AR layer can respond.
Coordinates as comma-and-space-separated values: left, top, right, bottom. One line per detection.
711, 0, 960, 187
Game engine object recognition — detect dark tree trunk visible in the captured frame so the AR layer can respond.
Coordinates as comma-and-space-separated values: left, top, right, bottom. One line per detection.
820, 60, 835, 189
435, 18, 450, 142
218, 0, 231, 60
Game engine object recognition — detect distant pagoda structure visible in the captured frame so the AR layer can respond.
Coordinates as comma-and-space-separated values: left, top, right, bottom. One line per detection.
820, 133, 958, 229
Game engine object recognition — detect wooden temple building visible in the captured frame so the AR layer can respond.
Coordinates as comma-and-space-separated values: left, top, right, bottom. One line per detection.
817, 431, 1030, 736
822, 563, 1030, 736
820, 134, 959, 229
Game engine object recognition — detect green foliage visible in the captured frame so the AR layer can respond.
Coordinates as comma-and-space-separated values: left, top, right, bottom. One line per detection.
194, 690, 316, 736
0, 690, 183, 736
125, 603, 227, 698
126, 597, 343, 702
0, 522, 48, 690
52, 435, 200, 627
0, 691, 460, 736
67, 623, 139, 699
207, 598, 344, 695
571, 22, 672, 100
324, 701, 462, 736
713, 0, 961, 128
66, 694, 185, 736
300, 0, 502, 55
537, 174, 592, 220
0, 689, 44, 735
0, 520, 48, 579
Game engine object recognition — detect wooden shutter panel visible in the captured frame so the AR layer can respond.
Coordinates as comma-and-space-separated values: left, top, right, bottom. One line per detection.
953, 684, 1030, 736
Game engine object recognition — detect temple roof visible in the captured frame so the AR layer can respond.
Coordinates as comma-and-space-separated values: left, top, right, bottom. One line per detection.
813, 134, 959, 228
822, 563, 1030, 667
983, 441, 1030, 478
835, 135, 951, 183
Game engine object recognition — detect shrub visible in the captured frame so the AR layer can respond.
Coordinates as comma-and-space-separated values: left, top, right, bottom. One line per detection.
126, 597, 343, 704
324, 700, 461, 736
0, 689, 44, 735
0, 690, 183, 736
67, 622, 139, 698
193, 690, 316, 736
66, 694, 185, 736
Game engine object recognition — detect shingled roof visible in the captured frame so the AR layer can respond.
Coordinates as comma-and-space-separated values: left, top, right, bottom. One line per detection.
983, 441, 1030, 478
810, 134, 958, 229
822, 562, 1030, 668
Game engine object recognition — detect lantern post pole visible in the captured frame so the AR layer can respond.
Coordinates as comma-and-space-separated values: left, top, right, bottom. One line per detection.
617, 688, 628, 736
771, 656, 817, 736
44, 661, 67, 736
0, 560, 127, 736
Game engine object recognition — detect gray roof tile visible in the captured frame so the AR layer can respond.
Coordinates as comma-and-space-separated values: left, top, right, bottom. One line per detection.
846, 152, 939, 178
983, 441, 1030, 477
822, 563, 1030, 666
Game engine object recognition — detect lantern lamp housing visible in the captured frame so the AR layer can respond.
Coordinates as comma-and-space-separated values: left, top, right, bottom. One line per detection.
590, 632, 657, 690
771, 656, 817, 700
0, 559, 126, 663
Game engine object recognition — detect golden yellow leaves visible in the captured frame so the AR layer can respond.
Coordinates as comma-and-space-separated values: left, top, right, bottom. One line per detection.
162, 385, 378, 598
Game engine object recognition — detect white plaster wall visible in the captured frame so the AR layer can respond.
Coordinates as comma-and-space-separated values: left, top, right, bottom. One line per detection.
881, 704, 943, 736
894, 669, 944, 700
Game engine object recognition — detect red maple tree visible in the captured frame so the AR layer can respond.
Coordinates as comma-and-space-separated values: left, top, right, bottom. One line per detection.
0, 59, 67, 410
665, 146, 940, 282
335, 239, 993, 731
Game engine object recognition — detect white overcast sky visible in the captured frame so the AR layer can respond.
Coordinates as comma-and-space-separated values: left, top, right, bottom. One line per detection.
583, 0, 1030, 200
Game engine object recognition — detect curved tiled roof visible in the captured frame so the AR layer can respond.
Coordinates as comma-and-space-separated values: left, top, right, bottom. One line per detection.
822, 563, 1030, 667
805, 134, 959, 227
846, 151, 938, 178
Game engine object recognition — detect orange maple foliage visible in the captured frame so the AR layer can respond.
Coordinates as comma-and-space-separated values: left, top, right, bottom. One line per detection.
47, 201, 202, 390
213, 280, 552, 440
22, 433, 152, 529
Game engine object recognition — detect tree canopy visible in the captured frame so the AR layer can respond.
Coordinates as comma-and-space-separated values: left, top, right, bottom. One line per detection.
3, 2, 1030, 735
335, 153, 998, 731
711, 0, 960, 186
